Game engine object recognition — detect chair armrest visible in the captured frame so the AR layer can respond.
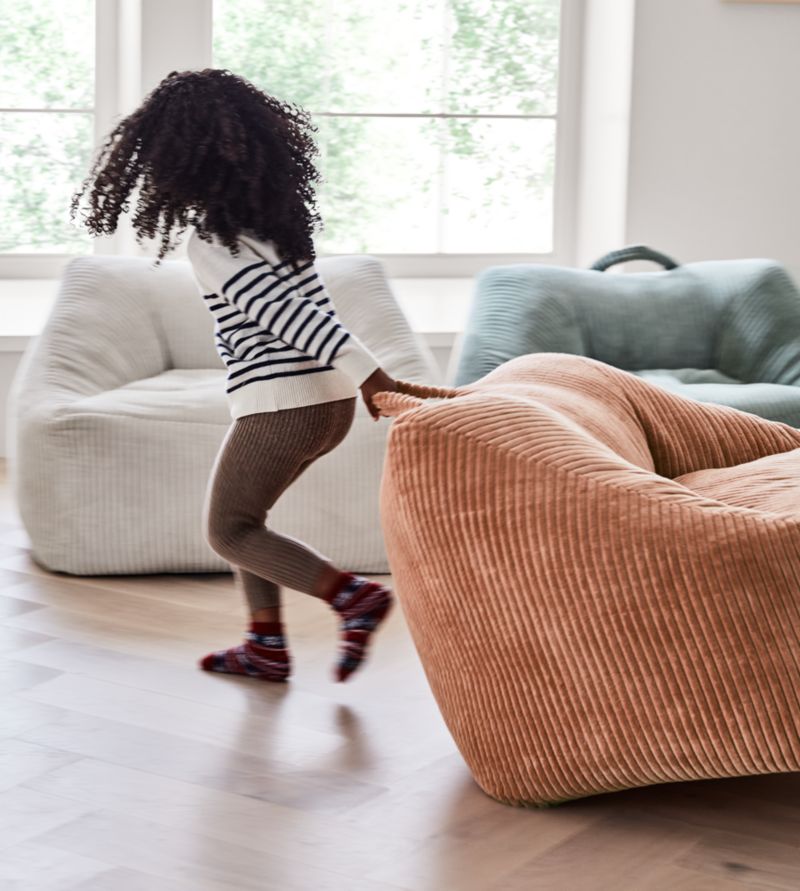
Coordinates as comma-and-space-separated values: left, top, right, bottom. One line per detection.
612, 361, 800, 476
717, 260, 800, 386
12, 255, 170, 410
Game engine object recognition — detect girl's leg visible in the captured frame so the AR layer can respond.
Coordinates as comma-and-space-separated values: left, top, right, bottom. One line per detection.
234, 451, 320, 624
233, 567, 280, 621
203, 401, 354, 594
199, 403, 344, 681
199, 398, 392, 681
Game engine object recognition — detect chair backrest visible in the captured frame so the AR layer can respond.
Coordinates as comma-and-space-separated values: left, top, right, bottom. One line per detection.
455, 258, 800, 386
157, 252, 438, 382
307, 254, 439, 383
382, 351, 800, 487
19, 252, 438, 405
381, 352, 658, 474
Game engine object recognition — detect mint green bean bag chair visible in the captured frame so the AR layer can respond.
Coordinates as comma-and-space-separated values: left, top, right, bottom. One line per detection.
455, 246, 800, 425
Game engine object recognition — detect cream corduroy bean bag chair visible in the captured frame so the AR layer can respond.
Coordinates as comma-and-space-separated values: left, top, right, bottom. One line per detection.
8, 253, 439, 575
376, 352, 800, 806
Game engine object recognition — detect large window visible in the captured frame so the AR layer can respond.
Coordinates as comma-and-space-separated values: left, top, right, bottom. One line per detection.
0, 0, 95, 254
0, 0, 576, 275
213, 0, 562, 257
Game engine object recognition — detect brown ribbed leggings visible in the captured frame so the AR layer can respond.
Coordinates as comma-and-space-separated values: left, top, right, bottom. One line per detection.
202, 396, 357, 612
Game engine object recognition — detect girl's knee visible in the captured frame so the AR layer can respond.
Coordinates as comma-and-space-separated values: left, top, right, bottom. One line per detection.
205, 515, 253, 560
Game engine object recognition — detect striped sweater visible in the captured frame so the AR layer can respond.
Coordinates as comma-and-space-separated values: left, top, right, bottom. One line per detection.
186, 227, 380, 418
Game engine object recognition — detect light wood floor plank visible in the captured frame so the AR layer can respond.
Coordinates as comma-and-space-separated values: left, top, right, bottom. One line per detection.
619, 863, 760, 890
0, 738, 80, 793
66, 866, 242, 891
676, 830, 800, 890
498, 811, 699, 891
0, 786, 92, 853
24, 757, 417, 873
36, 809, 410, 891
0, 841, 111, 891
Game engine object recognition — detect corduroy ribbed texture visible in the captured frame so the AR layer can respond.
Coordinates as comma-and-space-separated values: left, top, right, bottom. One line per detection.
8, 253, 439, 575
375, 353, 800, 807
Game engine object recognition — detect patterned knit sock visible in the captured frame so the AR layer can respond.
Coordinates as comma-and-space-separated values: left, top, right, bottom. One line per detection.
199, 621, 291, 682
323, 572, 394, 682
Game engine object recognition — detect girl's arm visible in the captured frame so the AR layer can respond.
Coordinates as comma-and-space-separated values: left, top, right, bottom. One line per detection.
188, 233, 380, 387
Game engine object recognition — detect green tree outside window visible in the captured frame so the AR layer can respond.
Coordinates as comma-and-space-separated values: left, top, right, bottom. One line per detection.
213, 0, 560, 254
0, 0, 95, 253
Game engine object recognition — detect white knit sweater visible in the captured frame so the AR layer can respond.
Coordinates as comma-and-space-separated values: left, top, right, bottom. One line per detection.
186, 227, 380, 418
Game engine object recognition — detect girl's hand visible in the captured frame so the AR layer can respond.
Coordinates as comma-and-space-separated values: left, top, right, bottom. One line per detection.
360, 367, 398, 420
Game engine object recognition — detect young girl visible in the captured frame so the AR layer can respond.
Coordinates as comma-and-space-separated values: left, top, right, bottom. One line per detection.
70, 67, 397, 683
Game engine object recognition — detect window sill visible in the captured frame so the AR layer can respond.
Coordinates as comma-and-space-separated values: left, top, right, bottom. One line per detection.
0, 277, 473, 351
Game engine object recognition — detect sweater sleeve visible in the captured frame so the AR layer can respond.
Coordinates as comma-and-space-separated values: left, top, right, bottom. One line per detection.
188, 233, 381, 387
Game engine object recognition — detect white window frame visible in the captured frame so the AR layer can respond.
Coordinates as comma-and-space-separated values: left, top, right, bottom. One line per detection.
0, 0, 583, 281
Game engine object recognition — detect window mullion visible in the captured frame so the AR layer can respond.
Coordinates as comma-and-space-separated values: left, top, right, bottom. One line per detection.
437, 0, 449, 254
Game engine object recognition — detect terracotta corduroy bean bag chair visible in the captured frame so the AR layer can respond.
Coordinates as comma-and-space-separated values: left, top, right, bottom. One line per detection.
375, 352, 800, 807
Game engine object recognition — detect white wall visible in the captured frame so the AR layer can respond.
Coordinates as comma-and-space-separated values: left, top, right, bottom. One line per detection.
575, 0, 636, 267
626, 0, 800, 280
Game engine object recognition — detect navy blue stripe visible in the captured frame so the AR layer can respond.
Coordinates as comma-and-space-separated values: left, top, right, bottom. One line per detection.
227, 327, 269, 350
224, 325, 287, 351
205, 251, 294, 295
237, 274, 286, 316
221, 260, 270, 295
215, 318, 294, 352
316, 325, 339, 362
210, 296, 307, 323
226, 331, 259, 351
328, 330, 350, 361
290, 311, 315, 349
238, 342, 272, 361
227, 354, 318, 381
227, 339, 298, 361
296, 273, 318, 290
278, 299, 312, 341
260, 295, 293, 330
303, 316, 336, 357
219, 319, 258, 336
226, 364, 333, 394
223, 332, 296, 355
228, 329, 295, 355
225, 326, 265, 349
226, 264, 301, 316
246, 275, 304, 325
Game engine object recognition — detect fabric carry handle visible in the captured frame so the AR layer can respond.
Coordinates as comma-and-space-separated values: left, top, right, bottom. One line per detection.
591, 245, 680, 272
373, 379, 462, 418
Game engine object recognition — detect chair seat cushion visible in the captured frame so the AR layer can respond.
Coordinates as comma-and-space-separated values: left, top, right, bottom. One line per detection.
633, 367, 741, 386
68, 369, 231, 425
676, 447, 800, 514
632, 368, 800, 425
19, 365, 391, 575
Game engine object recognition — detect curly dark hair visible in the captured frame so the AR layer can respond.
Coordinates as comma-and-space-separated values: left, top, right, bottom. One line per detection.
69, 68, 324, 265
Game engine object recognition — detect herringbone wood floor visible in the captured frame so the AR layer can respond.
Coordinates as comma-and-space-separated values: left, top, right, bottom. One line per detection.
1, 458, 799, 890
